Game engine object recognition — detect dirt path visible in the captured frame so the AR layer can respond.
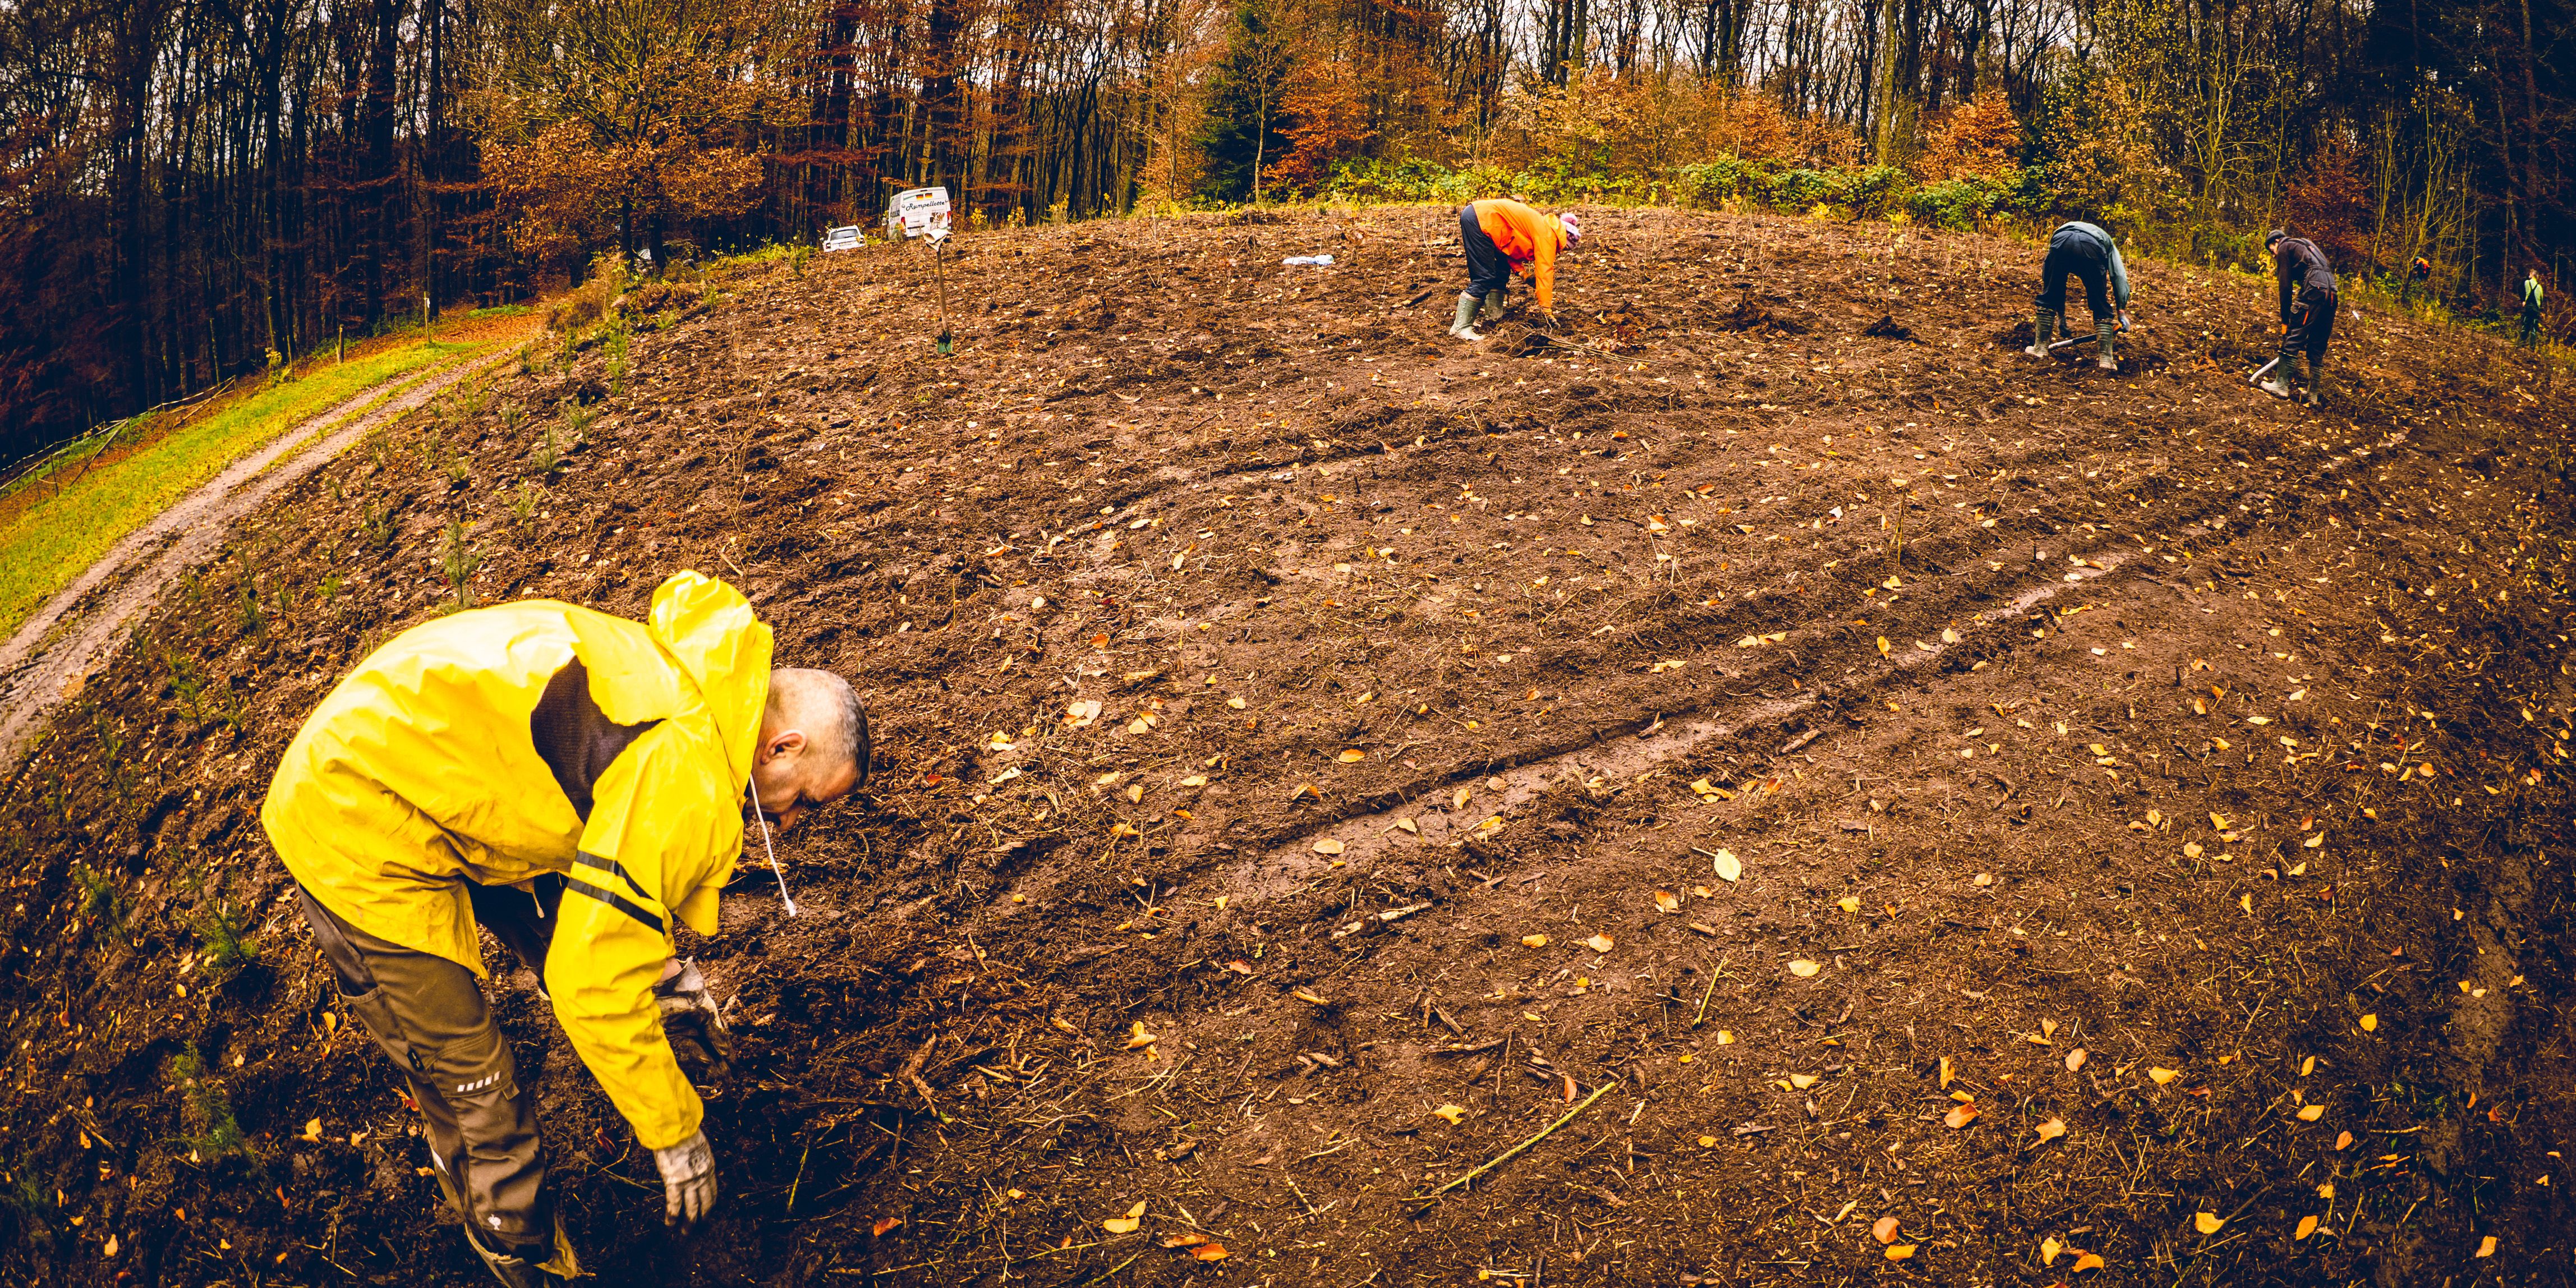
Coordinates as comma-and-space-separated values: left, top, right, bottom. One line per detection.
0, 346, 518, 763
2, 211, 2569, 1288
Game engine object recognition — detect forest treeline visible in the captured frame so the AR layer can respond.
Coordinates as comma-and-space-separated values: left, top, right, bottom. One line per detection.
1, 0, 2566, 466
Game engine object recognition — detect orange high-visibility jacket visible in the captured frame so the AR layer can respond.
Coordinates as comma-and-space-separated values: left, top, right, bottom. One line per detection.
1470, 199, 1571, 310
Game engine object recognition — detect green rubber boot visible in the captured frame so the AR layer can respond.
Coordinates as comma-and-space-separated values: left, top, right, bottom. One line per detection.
2302, 355, 2327, 407
1479, 291, 1506, 323
2258, 356, 2297, 399
2095, 319, 2118, 370
1449, 292, 1483, 341
2025, 311, 2056, 358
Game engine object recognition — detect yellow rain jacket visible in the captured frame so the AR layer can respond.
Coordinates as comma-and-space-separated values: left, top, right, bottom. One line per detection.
261, 571, 770, 1151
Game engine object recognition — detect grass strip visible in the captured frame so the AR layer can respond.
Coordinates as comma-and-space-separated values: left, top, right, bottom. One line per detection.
0, 339, 482, 639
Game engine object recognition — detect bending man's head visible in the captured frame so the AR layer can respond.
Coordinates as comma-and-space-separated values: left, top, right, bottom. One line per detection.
748, 668, 869, 829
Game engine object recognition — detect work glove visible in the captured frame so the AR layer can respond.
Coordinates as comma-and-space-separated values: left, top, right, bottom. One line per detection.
655, 959, 734, 1084
654, 1130, 718, 1230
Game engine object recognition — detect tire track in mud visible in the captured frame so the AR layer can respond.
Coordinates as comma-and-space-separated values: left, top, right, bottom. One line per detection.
1206, 424, 2416, 906
0, 347, 522, 765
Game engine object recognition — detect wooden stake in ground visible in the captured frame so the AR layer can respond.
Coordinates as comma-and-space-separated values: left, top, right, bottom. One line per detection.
932, 240, 954, 356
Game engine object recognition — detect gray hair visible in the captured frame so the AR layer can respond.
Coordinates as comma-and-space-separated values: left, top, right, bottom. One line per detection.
770, 668, 870, 788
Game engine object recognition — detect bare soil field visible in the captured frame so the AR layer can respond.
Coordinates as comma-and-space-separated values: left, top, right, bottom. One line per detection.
3, 207, 2573, 1288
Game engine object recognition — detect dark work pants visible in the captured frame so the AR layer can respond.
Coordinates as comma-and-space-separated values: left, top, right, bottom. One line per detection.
2035, 230, 2113, 321
2281, 289, 2338, 361
296, 881, 561, 1258
1460, 206, 1510, 298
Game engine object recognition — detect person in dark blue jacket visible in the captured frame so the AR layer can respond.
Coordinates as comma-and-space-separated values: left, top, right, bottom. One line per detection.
2025, 220, 2131, 371
2260, 229, 2337, 405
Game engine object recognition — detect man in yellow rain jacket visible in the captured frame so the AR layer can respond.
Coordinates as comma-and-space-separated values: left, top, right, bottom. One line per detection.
1450, 199, 1583, 340
261, 571, 868, 1286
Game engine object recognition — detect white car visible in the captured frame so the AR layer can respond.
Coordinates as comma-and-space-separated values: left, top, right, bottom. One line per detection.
820, 225, 863, 252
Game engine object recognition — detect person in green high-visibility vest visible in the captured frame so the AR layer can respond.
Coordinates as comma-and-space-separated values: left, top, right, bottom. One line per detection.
2521, 269, 2547, 349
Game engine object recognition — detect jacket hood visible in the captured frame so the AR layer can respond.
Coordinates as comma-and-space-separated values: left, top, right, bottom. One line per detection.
647, 572, 773, 786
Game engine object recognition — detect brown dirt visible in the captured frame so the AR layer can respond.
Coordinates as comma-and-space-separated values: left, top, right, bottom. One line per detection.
4, 208, 2574, 1288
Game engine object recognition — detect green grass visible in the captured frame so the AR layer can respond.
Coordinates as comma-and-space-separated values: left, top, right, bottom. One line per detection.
0, 338, 482, 641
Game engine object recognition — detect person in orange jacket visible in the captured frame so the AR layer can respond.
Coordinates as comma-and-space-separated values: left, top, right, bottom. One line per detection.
1452, 199, 1583, 339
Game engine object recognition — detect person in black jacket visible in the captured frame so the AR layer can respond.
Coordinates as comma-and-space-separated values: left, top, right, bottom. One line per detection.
2260, 229, 2337, 406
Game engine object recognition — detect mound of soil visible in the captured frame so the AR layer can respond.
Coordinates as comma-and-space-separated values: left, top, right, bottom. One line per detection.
4, 207, 2573, 1287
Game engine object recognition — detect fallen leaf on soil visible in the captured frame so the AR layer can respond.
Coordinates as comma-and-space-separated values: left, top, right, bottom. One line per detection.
1294, 988, 1330, 1005
1337, 749, 1365, 762
1872, 1216, 1901, 1244
2297, 1104, 2326, 1121
2072, 1251, 2105, 1272
1877, 636, 1892, 657
2035, 1117, 2067, 1142
1789, 1073, 1819, 1089
2194, 1212, 2224, 1235
1713, 849, 1742, 881
1884, 1244, 1916, 1261
1191, 1243, 1229, 1262
1432, 1104, 1467, 1124
1973, 872, 1994, 886
1714, 1030, 1734, 1043
1522, 934, 1549, 948
1313, 838, 1344, 854
2295, 1215, 2319, 1240
1123, 1022, 1158, 1050
873, 1217, 904, 1236
1837, 896, 1861, 913
1064, 700, 1102, 728
2335, 1130, 2354, 1150
2066, 1048, 2087, 1071
103, 1235, 118, 1258
2150, 1067, 2180, 1085
1395, 818, 1417, 833
2042, 1236, 2063, 1264
1160, 1233, 1209, 1249
1584, 934, 1615, 953
1939, 1056, 1954, 1088
2476, 1235, 2496, 1258
1452, 787, 1472, 810
1942, 628, 1959, 643
301, 1118, 323, 1142
1655, 890, 1681, 913
1690, 921, 1719, 936
1943, 1103, 1979, 1128
1225, 960, 1254, 976
1787, 959, 1820, 977
1103, 1200, 1147, 1234
2361, 1013, 2378, 1032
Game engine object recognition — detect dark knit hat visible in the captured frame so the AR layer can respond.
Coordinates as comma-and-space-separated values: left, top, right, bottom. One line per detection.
2264, 228, 2288, 247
